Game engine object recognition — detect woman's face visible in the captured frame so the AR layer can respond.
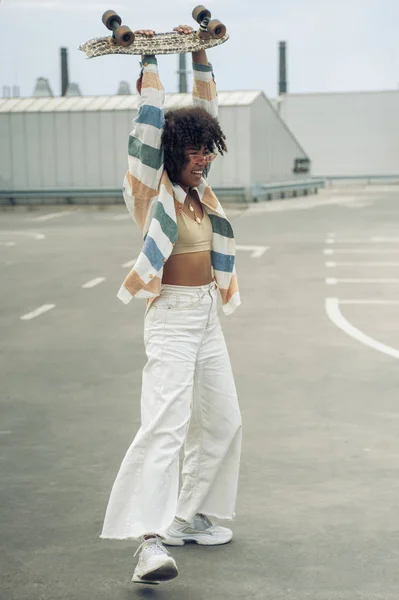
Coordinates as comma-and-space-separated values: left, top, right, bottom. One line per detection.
177, 144, 215, 190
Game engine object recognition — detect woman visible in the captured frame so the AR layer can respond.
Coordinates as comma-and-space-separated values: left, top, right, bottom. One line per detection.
101, 25, 242, 585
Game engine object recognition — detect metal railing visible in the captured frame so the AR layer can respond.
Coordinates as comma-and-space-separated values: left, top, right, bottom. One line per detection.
322, 174, 399, 185
252, 178, 325, 202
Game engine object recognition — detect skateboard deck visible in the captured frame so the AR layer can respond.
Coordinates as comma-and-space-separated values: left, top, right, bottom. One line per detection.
79, 31, 229, 59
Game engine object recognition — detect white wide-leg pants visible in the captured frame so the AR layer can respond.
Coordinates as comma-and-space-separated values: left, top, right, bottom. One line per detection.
101, 281, 242, 540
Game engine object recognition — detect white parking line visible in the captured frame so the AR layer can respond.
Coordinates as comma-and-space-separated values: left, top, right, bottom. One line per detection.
113, 214, 131, 221
122, 258, 137, 268
324, 249, 399, 255
82, 277, 106, 289
339, 300, 399, 305
0, 230, 46, 240
244, 195, 357, 215
325, 298, 399, 360
20, 304, 55, 321
327, 238, 399, 244
326, 278, 399, 285
31, 211, 73, 222
0, 241, 16, 247
236, 245, 269, 258
325, 261, 399, 268
345, 201, 373, 209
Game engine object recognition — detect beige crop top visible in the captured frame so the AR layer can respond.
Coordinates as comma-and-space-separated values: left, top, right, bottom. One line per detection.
170, 207, 213, 256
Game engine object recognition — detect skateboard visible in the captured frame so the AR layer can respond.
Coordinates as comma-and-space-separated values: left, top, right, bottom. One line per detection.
79, 5, 228, 59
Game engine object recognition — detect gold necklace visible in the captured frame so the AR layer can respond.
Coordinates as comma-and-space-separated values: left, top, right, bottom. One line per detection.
186, 199, 202, 224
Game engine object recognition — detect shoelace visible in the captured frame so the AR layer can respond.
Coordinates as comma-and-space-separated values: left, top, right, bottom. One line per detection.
134, 536, 167, 558
196, 513, 213, 529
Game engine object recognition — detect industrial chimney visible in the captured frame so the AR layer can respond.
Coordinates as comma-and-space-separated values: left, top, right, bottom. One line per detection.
178, 54, 187, 93
65, 82, 82, 96
117, 81, 132, 95
278, 41, 287, 95
33, 77, 54, 97
61, 47, 69, 97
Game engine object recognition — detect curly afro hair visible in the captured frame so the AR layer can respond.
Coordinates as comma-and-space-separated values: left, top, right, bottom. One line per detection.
161, 106, 227, 183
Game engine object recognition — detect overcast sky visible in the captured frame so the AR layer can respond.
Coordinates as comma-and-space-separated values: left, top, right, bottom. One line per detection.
1, 0, 398, 98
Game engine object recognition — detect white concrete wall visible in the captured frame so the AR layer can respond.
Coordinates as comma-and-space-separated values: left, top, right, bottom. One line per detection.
251, 94, 309, 184
0, 105, 253, 192
208, 105, 252, 189
277, 90, 399, 178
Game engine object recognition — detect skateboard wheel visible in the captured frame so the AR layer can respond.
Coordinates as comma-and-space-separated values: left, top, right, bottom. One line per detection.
192, 5, 211, 24
114, 25, 135, 46
207, 19, 226, 39
102, 10, 122, 30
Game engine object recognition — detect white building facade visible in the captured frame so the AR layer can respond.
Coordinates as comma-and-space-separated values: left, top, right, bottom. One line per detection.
276, 90, 399, 180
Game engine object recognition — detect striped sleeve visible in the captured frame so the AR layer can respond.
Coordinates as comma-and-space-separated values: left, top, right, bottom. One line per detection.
123, 56, 165, 231
192, 62, 218, 119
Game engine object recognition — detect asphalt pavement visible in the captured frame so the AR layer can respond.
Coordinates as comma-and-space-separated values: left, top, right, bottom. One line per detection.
1, 185, 399, 600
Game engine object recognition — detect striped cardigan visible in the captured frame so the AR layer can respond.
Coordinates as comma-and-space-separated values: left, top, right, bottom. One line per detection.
118, 56, 240, 315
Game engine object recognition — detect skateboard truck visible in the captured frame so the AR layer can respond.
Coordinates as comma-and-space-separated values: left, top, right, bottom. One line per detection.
102, 10, 135, 47
192, 5, 226, 40
196, 15, 211, 40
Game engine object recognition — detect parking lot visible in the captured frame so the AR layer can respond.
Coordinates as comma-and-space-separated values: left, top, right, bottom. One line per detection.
1, 185, 399, 600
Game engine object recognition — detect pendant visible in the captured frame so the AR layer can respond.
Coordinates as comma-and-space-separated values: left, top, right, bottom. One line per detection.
188, 203, 194, 212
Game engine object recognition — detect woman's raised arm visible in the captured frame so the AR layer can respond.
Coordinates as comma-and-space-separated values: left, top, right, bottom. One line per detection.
123, 30, 165, 230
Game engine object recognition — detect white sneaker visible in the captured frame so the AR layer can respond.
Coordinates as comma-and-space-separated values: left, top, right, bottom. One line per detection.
132, 536, 178, 584
163, 514, 233, 546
